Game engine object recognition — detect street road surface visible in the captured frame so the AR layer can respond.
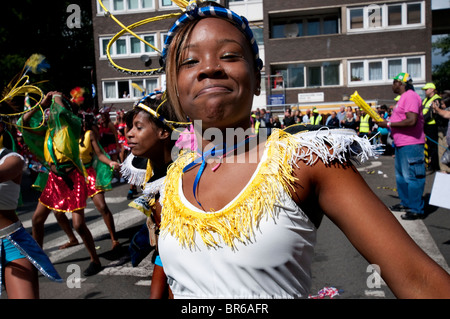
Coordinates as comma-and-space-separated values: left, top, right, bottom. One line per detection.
2, 154, 449, 300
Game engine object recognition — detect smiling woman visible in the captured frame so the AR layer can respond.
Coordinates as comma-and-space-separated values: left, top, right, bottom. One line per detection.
151, 0, 450, 299
174, 18, 260, 130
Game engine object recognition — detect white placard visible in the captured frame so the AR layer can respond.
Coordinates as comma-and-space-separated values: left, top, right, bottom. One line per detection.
429, 172, 450, 210
298, 92, 324, 103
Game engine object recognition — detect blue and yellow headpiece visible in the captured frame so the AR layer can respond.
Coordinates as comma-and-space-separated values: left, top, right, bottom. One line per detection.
161, 2, 263, 71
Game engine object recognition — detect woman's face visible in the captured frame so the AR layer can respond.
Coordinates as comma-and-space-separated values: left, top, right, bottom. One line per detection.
176, 18, 260, 131
126, 111, 163, 158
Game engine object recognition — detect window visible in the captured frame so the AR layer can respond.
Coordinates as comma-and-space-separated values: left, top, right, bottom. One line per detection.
128, 0, 139, 9
323, 63, 340, 85
407, 57, 422, 78
388, 59, 402, 79
99, 34, 157, 58
350, 8, 363, 29
350, 62, 364, 81
251, 26, 264, 46
307, 19, 320, 36
103, 78, 159, 101
348, 56, 425, 84
407, 3, 421, 24
114, 0, 124, 11
97, 0, 154, 13
101, 38, 111, 56
131, 38, 141, 54
160, 0, 174, 8
348, 1, 424, 32
270, 11, 340, 39
323, 17, 338, 34
272, 62, 340, 88
116, 39, 127, 55
144, 35, 156, 53
308, 66, 321, 86
388, 5, 402, 26
368, 61, 382, 81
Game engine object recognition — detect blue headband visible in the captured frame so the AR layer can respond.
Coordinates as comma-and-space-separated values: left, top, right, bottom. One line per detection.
161, 5, 263, 71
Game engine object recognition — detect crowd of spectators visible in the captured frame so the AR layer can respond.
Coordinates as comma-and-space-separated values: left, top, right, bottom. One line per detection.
250, 93, 450, 164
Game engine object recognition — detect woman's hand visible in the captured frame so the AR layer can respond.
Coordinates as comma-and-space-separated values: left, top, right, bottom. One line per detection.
109, 161, 120, 170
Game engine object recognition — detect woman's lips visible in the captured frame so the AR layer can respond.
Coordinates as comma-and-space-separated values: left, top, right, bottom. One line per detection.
196, 85, 231, 98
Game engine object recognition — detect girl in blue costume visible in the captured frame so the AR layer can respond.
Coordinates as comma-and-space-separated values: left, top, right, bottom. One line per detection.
155, 1, 450, 298
0, 105, 62, 298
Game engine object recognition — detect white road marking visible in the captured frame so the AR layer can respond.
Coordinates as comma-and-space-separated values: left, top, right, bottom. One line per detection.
391, 210, 450, 273
364, 290, 386, 298
356, 161, 382, 171
43, 207, 146, 263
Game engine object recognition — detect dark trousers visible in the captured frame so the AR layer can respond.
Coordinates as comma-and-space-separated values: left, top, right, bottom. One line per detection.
424, 124, 439, 171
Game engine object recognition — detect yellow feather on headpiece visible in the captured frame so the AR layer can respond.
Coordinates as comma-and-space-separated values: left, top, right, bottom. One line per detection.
25, 54, 50, 74
0, 54, 48, 117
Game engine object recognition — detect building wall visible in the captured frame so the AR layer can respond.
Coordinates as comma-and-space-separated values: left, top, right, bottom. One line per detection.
91, 0, 432, 112
91, 1, 190, 110
262, 0, 432, 110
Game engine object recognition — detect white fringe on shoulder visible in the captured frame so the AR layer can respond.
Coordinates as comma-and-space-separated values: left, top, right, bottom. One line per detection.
286, 127, 379, 167
120, 154, 147, 186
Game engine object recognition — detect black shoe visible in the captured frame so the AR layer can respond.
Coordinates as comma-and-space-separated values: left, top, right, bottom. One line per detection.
127, 191, 133, 200
83, 262, 102, 276
389, 203, 408, 212
400, 211, 424, 220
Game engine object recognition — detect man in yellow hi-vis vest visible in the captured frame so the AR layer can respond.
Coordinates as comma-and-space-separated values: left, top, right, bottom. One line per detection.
311, 108, 322, 125
421, 83, 441, 172
358, 109, 373, 138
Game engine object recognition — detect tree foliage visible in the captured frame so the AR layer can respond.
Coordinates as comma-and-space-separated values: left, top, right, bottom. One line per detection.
432, 35, 450, 93
0, 0, 95, 100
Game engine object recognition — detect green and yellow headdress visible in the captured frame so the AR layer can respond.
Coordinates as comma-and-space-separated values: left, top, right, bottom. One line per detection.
0, 54, 48, 113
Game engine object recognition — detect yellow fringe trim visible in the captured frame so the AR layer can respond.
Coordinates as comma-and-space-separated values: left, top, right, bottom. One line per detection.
160, 129, 300, 250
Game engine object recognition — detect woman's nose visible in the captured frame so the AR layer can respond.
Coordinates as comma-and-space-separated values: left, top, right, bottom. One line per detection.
197, 61, 225, 80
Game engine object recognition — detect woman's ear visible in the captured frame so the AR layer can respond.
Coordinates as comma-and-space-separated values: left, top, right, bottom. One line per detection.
158, 128, 171, 140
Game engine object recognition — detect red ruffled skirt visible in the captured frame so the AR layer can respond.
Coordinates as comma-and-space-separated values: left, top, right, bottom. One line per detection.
39, 169, 87, 212
86, 166, 103, 198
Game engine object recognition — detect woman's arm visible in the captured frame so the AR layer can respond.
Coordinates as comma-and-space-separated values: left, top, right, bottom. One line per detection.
292, 157, 450, 298
433, 104, 450, 119
0, 155, 23, 184
89, 130, 120, 170
378, 112, 418, 128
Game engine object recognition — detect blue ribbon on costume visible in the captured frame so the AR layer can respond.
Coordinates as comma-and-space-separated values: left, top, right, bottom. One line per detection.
182, 135, 256, 209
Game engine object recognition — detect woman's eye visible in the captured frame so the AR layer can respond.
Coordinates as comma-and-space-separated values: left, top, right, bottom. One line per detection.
180, 58, 198, 68
222, 52, 243, 60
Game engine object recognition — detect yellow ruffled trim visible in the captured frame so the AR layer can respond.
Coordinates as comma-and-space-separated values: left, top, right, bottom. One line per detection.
160, 129, 299, 250
38, 199, 86, 213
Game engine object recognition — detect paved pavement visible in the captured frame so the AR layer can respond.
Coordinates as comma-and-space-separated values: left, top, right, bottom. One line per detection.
1, 153, 449, 300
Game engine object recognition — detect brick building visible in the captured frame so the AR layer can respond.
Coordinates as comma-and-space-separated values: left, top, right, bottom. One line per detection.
91, 0, 432, 114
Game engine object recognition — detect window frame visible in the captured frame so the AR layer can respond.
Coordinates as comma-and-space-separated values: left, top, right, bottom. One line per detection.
102, 78, 159, 102
99, 34, 158, 58
347, 1, 424, 33
269, 12, 340, 39
348, 55, 425, 85
271, 61, 342, 89
97, 0, 156, 14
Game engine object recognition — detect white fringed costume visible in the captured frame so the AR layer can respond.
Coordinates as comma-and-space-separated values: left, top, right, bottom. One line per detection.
158, 127, 377, 299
